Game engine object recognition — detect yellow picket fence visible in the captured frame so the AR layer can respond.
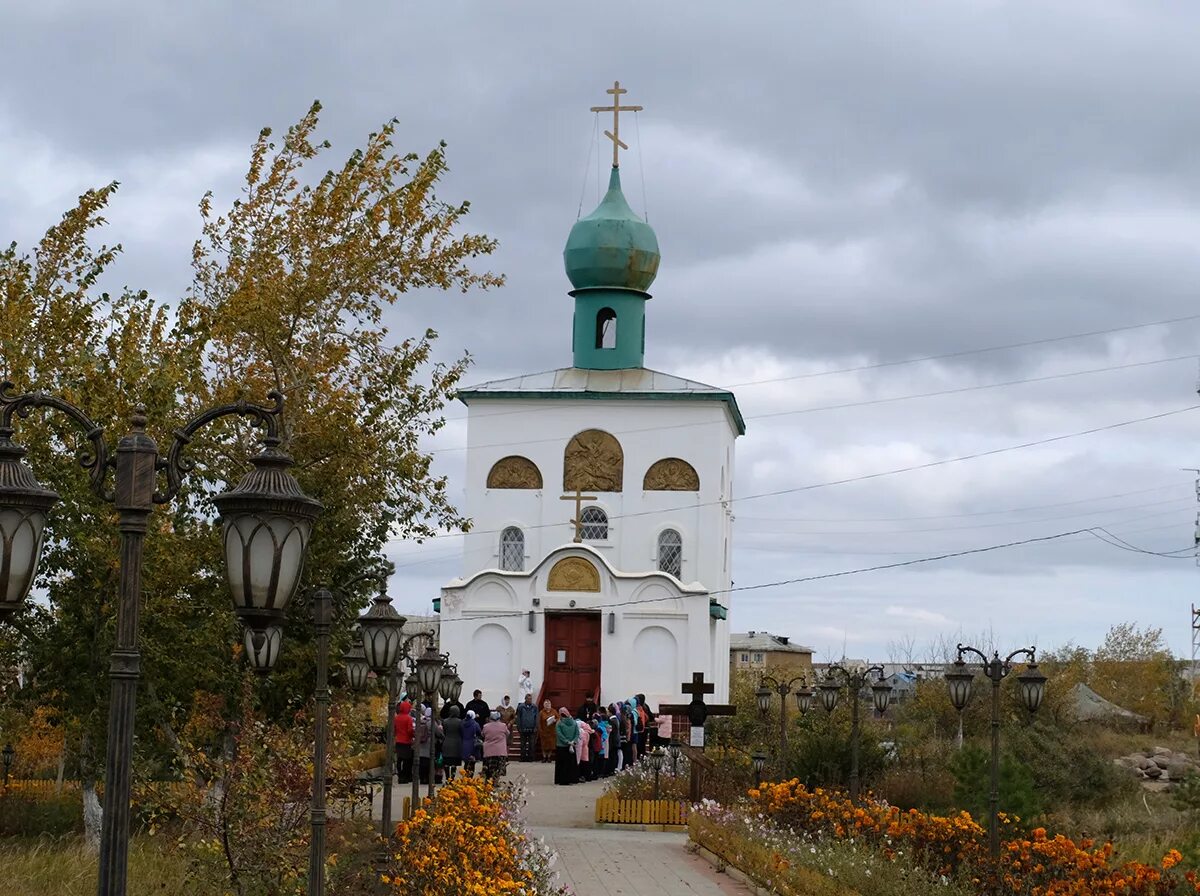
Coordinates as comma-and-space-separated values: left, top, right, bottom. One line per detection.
1, 778, 79, 795
594, 795, 688, 828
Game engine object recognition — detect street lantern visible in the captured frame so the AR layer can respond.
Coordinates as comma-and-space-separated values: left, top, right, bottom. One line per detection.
945, 659, 975, 712
871, 681, 893, 716
342, 640, 370, 691
243, 626, 283, 674
795, 687, 813, 714
755, 686, 772, 716
214, 440, 321, 642
438, 663, 458, 701
647, 747, 665, 772
448, 672, 464, 703
751, 751, 767, 776
404, 672, 421, 703
1017, 663, 1048, 714
357, 588, 406, 675
818, 680, 841, 713
0, 433, 59, 621
415, 644, 444, 697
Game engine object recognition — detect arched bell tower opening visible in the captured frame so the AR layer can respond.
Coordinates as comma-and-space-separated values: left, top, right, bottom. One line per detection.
596, 307, 617, 349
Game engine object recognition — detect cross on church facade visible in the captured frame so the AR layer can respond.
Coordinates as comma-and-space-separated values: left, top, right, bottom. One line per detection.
590, 80, 643, 168
560, 489, 598, 543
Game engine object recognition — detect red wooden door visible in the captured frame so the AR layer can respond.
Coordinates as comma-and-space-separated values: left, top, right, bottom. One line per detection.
543, 613, 602, 713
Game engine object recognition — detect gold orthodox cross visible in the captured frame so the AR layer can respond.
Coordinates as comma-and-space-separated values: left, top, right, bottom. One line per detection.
560, 489, 598, 543
591, 80, 643, 168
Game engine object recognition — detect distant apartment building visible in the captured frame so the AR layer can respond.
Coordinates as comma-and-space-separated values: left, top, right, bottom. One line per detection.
730, 631, 814, 676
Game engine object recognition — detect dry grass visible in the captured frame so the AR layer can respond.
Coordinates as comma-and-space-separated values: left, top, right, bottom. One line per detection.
2, 836, 205, 896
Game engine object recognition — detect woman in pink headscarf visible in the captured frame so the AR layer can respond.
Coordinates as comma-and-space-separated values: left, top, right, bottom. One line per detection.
575, 713, 593, 782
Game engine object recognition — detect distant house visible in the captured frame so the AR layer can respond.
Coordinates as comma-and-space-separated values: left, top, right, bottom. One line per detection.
730, 631, 814, 677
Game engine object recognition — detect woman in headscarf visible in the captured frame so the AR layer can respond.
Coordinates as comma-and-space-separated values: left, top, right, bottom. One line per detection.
538, 699, 557, 762
482, 710, 511, 781
416, 705, 442, 786
554, 708, 579, 785
607, 704, 621, 776
575, 712, 593, 781
460, 709, 481, 776
622, 699, 637, 767
441, 705, 464, 781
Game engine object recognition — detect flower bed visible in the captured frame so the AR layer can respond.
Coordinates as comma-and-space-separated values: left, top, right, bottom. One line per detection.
385, 774, 567, 896
726, 778, 1200, 896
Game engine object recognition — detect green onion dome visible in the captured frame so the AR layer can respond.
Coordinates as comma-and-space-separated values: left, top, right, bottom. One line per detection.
564, 166, 660, 292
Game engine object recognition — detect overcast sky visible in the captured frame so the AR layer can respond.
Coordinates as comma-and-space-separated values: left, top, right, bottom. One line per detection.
6, 2, 1200, 665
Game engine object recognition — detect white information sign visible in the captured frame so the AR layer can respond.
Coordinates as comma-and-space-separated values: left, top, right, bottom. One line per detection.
689, 725, 705, 748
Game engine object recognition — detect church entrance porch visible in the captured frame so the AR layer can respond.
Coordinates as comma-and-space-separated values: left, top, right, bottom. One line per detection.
543, 612, 601, 711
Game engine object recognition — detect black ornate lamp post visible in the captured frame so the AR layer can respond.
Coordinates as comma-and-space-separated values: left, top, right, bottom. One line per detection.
647, 746, 665, 799
818, 663, 889, 800
946, 644, 1047, 860
0, 385, 319, 896
2, 742, 13, 786
414, 644, 446, 799
755, 674, 812, 759
751, 750, 767, 787
666, 740, 681, 777
404, 669, 422, 814
355, 565, 406, 841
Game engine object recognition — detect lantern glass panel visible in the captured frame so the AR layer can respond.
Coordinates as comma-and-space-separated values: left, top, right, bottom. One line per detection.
243, 626, 283, 673
361, 623, 402, 673
872, 683, 892, 715
416, 650, 444, 694
796, 689, 813, 713
438, 667, 456, 700
223, 514, 311, 612
0, 509, 48, 610
755, 687, 771, 716
751, 752, 767, 774
945, 666, 975, 712
1018, 665, 1047, 714
819, 683, 840, 712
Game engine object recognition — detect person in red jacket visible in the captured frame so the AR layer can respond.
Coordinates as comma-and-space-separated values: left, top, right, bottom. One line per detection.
394, 700, 415, 783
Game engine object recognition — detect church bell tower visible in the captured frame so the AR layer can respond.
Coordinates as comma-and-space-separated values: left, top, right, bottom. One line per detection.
563, 81, 660, 370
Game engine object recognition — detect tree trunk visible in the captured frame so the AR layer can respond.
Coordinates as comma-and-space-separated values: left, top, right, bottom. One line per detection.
79, 732, 102, 852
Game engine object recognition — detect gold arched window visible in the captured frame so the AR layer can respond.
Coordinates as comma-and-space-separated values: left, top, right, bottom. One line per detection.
563, 429, 623, 492
643, 458, 699, 491
487, 456, 543, 489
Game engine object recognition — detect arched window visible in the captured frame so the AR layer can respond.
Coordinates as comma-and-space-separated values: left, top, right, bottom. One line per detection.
580, 506, 608, 541
657, 529, 682, 578
499, 527, 525, 571
595, 307, 617, 349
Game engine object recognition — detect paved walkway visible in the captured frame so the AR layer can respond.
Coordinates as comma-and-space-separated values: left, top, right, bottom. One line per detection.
369, 760, 750, 895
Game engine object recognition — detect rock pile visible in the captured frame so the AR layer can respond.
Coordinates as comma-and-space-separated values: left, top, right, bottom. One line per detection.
1113, 746, 1199, 788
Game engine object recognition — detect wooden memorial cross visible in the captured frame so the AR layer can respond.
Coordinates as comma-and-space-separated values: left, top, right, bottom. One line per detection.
560, 489, 598, 543
659, 671, 737, 801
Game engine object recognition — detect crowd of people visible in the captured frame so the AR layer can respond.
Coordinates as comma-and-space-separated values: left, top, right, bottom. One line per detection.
551, 692, 672, 786
388, 670, 672, 788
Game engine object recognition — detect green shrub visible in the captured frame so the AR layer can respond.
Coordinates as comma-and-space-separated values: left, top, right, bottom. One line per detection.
948, 743, 1042, 823
0, 792, 82, 837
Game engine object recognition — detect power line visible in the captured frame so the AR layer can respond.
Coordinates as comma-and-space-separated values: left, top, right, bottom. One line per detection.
403, 403, 1200, 543
734, 482, 1182, 523
441, 310, 1200, 427
735, 496, 1193, 536
427, 526, 1189, 625
431, 353, 1195, 453
727, 312, 1200, 387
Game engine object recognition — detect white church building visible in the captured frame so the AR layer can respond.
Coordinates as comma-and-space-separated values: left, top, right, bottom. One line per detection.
438, 88, 744, 711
